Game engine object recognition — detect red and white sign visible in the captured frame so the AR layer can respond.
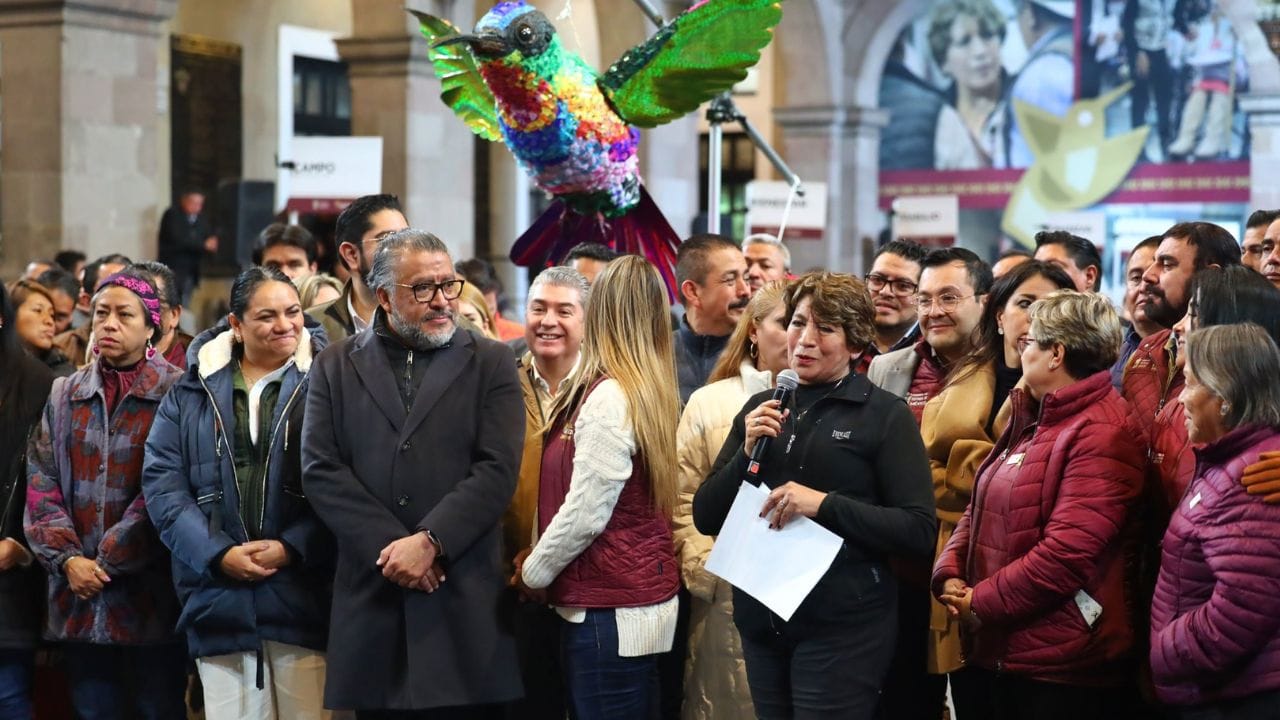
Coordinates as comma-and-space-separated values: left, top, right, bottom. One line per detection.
746, 181, 827, 241
282, 136, 382, 214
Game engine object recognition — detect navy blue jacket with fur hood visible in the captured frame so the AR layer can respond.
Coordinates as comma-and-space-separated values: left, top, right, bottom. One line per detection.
142, 318, 334, 659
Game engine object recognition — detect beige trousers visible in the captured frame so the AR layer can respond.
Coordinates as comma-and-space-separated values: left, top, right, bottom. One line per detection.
197, 640, 343, 720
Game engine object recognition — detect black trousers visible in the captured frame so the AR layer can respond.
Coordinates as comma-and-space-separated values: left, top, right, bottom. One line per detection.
949, 665, 995, 719
505, 600, 567, 720
1175, 689, 1280, 720
985, 671, 1135, 720
739, 609, 895, 720
357, 706, 501, 720
656, 587, 691, 719
1130, 48, 1174, 148
876, 584, 945, 720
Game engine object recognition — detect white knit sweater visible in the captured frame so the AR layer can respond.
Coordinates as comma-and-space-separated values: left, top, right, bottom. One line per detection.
521, 379, 678, 657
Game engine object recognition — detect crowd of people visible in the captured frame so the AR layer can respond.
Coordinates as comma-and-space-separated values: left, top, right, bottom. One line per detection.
3, 195, 1280, 720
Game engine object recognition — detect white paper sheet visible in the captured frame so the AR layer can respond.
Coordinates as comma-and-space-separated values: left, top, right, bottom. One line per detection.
705, 481, 843, 621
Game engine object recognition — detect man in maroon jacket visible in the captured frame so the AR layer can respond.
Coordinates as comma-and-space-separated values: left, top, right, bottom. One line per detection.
1123, 222, 1240, 425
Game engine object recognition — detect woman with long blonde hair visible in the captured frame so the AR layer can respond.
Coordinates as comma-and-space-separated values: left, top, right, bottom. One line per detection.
516, 255, 681, 719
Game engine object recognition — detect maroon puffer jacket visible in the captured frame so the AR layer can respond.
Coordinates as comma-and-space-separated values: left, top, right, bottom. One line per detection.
1149, 398, 1196, 518
1150, 424, 1280, 706
932, 371, 1145, 685
1122, 329, 1183, 429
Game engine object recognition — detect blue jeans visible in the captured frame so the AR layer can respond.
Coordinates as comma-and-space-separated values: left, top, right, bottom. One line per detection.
0, 649, 33, 720
560, 609, 658, 720
62, 642, 187, 720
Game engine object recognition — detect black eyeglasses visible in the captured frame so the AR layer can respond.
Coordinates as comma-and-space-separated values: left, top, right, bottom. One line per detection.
394, 279, 465, 303
865, 273, 918, 297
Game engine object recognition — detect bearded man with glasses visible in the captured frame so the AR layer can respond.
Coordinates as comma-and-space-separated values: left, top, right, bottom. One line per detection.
867, 246, 995, 720
302, 228, 525, 718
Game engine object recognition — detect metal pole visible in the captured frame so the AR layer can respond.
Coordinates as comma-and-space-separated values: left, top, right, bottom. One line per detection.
628, 0, 666, 27
736, 111, 804, 196
627, 1, 806, 231
707, 123, 723, 235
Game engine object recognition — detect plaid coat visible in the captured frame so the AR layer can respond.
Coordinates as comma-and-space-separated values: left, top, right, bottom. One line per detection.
24, 353, 182, 644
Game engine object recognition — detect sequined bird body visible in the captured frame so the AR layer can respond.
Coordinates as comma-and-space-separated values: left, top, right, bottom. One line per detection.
479, 37, 642, 217
412, 0, 783, 296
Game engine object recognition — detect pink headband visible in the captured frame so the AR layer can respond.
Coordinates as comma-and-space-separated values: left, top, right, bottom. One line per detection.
97, 272, 163, 329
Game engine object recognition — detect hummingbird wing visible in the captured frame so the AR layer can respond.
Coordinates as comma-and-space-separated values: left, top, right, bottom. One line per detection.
597, 0, 782, 128
410, 10, 502, 142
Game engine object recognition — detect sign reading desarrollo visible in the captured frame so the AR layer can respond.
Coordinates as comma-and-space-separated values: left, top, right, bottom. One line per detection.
746, 180, 827, 241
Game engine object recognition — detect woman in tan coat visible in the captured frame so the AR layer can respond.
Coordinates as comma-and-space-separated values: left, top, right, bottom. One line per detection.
672, 282, 790, 720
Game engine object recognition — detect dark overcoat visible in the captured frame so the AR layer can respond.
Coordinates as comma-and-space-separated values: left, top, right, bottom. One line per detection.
302, 325, 524, 711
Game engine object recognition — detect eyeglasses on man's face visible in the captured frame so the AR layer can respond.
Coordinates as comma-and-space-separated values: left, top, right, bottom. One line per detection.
864, 273, 918, 297
915, 293, 974, 313
394, 279, 465, 304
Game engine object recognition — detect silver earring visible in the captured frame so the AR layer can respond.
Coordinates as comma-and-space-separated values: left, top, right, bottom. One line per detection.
1221, 403, 1231, 416
997, 327, 1004, 336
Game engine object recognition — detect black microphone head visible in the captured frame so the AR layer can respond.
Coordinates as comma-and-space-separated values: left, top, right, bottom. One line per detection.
776, 369, 799, 392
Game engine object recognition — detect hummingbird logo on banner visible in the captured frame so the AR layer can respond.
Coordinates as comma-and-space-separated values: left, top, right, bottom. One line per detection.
1001, 83, 1149, 247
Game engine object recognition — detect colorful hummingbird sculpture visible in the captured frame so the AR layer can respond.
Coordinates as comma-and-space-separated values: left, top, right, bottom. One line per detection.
411, 0, 783, 295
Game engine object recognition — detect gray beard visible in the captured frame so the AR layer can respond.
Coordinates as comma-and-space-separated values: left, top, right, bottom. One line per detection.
389, 310, 456, 350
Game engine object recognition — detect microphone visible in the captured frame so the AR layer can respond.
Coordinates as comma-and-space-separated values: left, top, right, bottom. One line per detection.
746, 369, 799, 479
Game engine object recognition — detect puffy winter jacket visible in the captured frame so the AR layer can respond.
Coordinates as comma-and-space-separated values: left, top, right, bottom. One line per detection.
673, 362, 770, 720
142, 323, 335, 659
1149, 424, 1280, 706
1149, 398, 1195, 517
1122, 329, 1182, 428
932, 371, 1144, 685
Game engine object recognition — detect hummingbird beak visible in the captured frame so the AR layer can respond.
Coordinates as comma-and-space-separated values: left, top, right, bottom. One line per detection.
433, 32, 511, 59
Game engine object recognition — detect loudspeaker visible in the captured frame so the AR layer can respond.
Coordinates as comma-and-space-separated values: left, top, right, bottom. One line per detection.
214, 179, 276, 272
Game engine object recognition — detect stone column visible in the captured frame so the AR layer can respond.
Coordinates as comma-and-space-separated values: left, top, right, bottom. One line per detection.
774, 104, 888, 275
337, 0, 478, 259
0, 0, 176, 276
1240, 95, 1280, 212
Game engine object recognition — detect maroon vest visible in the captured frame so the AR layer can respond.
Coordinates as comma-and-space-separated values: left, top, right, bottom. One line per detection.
906, 341, 947, 425
537, 379, 679, 609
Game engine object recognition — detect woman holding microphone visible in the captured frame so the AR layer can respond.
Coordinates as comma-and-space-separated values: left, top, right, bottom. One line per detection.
692, 271, 936, 719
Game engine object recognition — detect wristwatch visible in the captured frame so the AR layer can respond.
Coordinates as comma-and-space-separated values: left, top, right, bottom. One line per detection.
423, 529, 445, 557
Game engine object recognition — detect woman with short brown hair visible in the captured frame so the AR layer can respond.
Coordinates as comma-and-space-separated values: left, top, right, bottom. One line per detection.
694, 272, 936, 719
